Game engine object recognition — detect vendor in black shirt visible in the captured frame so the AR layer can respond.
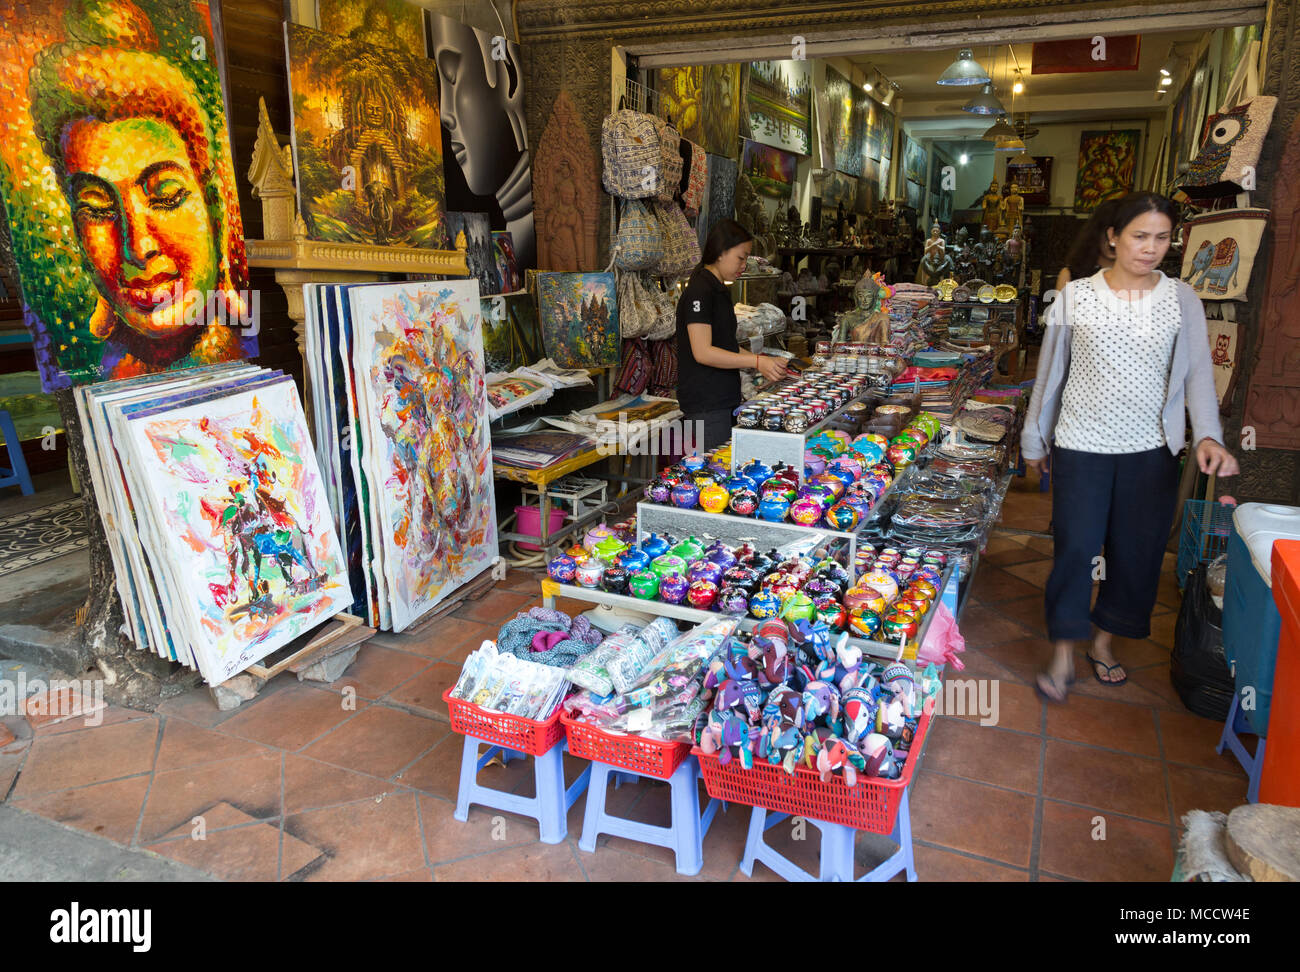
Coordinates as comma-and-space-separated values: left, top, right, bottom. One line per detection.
677, 219, 787, 451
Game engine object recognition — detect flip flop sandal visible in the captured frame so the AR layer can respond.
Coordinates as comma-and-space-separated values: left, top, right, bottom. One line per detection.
1086, 653, 1128, 686
1035, 670, 1070, 704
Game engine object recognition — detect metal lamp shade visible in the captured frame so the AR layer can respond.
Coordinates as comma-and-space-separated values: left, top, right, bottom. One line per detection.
937, 48, 991, 86
982, 115, 1017, 140
995, 135, 1027, 152
963, 83, 1005, 115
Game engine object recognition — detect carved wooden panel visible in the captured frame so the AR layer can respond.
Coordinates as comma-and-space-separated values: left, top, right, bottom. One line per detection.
533, 89, 601, 271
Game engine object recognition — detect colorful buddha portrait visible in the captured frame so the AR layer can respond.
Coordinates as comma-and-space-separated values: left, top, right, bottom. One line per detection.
0, 0, 254, 388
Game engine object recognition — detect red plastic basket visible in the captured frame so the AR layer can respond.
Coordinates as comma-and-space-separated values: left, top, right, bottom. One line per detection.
441, 688, 566, 756
693, 706, 935, 833
560, 712, 690, 779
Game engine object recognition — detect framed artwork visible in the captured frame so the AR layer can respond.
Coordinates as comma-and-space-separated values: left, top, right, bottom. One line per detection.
862, 98, 881, 161
479, 292, 543, 373
1218, 24, 1263, 111
905, 179, 925, 211
317, 0, 425, 56
492, 231, 520, 293
702, 63, 744, 158
537, 272, 619, 369
740, 139, 797, 199
427, 14, 534, 270
447, 212, 501, 295
1186, 50, 1215, 166
348, 281, 497, 631
1167, 72, 1195, 186
903, 135, 928, 186
1074, 129, 1140, 211
0, 0, 255, 390
285, 22, 446, 249
117, 375, 352, 683
819, 170, 858, 214
880, 107, 896, 160
854, 177, 879, 214
701, 154, 738, 239
1006, 156, 1054, 206
823, 65, 858, 176
747, 59, 812, 156
847, 84, 870, 176
657, 66, 707, 146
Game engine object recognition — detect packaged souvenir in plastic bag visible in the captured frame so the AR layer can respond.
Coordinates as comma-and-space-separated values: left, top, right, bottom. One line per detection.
451, 642, 498, 701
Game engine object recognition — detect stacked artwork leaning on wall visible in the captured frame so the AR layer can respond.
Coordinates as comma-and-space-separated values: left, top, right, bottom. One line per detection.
0, 0, 258, 390
303, 280, 499, 632
76, 364, 352, 684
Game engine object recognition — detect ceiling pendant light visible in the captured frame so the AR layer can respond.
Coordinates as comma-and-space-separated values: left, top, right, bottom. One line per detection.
995, 135, 1026, 152
937, 48, 991, 86
982, 114, 1016, 140
963, 82, 1005, 115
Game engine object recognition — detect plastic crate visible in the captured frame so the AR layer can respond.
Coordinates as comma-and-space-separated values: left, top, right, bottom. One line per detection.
1177, 500, 1235, 589
560, 712, 690, 779
442, 688, 566, 756
693, 706, 934, 833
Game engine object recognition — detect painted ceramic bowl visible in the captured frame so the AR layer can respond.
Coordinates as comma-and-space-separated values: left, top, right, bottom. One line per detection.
783, 410, 811, 434
639, 533, 671, 559
825, 501, 860, 532
617, 548, 650, 574
742, 459, 774, 484
670, 483, 700, 509
816, 561, 851, 590
687, 579, 719, 610
650, 554, 688, 579
658, 572, 689, 604
908, 579, 939, 602
716, 586, 751, 615
671, 536, 705, 562
843, 585, 888, 615
800, 484, 836, 509
583, 525, 616, 551
728, 487, 760, 517
736, 406, 762, 428
699, 483, 730, 514
546, 555, 577, 584
600, 566, 629, 596
742, 550, 777, 575
758, 495, 790, 523
830, 457, 863, 481
847, 609, 882, 639
566, 545, 591, 566
748, 589, 782, 620
814, 600, 847, 630
892, 599, 925, 622
914, 565, 944, 587
763, 408, 787, 431
922, 550, 948, 568
804, 456, 827, 479
851, 440, 885, 465
575, 561, 604, 589
812, 474, 847, 500
789, 497, 824, 527
886, 445, 916, 468
880, 612, 919, 644
628, 570, 660, 599
725, 475, 756, 495
780, 592, 816, 623
760, 479, 797, 504
593, 536, 628, 565
687, 559, 724, 586
859, 570, 900, 602
646, 480, 672, 504
767, 575, 801, 603
682, 454, 706, 473
704, 542, 737, 569
722, 565, 760, 593
802, 578, 840, 602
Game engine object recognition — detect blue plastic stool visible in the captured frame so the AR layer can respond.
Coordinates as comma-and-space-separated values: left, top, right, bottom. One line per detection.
453, 736, 590, 844
578, 755, 720, 876
0, 411, 34, 496
1216, 694, 1267, 804
740, 790, 916, 882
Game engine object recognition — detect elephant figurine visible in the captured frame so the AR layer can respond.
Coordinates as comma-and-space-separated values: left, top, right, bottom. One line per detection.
1189, 237, 1240, 294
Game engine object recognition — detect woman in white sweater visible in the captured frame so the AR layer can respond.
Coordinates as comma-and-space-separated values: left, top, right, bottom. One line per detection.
1021, 192, 1239, 702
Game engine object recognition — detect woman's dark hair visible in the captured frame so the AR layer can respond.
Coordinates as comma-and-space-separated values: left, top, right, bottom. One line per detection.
1107, 191, 1179, 239
1064, 198, 1122, 282
700, 218, 753, 268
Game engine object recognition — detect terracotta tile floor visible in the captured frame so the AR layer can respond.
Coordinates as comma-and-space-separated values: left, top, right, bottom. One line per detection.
0, 473, 1248, 881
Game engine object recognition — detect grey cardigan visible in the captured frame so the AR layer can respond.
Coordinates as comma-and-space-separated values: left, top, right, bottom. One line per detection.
1021, 274, 1224, 461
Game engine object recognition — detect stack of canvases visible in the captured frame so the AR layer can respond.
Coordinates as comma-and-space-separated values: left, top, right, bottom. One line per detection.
76, 365, 353, 685
303, 280, 499, 633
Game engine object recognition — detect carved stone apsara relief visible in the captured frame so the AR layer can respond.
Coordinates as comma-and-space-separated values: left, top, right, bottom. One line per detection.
534, 89, 600, 271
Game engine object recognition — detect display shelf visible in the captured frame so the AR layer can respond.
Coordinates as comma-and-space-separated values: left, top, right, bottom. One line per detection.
730, 389, 876, 485
541, 567, 956, 666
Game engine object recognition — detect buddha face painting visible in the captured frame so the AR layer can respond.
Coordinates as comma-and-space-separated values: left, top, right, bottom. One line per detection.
62, 116, 219, 339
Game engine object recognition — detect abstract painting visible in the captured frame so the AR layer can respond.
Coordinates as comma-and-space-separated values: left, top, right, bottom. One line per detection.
702, 63, 744, 158
740, 139, 797, 199
493, 231, 520, 293
820, 171, 858, 215
446, 211, 500, 295
0, 0, 255, 390
285, 22, 446, 248
747, 59, 811, 156
903, 135, 928, 185
823, 66, 858, 176
118, 375, 351, 683
1006, 156, 1053, 206
317, 0, 425, 57
537, 273, 619, 369
428, 13, 535, 270
1074, 129, 1140, 211
348, 281, 496, 631
905, 180, 925, 211
880, 107, 896, 159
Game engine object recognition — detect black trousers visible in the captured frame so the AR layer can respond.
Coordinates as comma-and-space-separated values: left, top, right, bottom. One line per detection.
681, 407, 736, 453
1045, 445, 1180, 641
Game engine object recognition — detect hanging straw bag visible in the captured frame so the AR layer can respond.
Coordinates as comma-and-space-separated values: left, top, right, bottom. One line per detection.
655, 200, 700, 280
613, 199, 663, 272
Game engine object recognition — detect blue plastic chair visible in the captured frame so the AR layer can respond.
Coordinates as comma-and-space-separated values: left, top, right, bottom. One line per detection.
0, 410, 34, 496
740, 790, 917, 882
578, 755, 721, 876
453, 736, 590, 844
